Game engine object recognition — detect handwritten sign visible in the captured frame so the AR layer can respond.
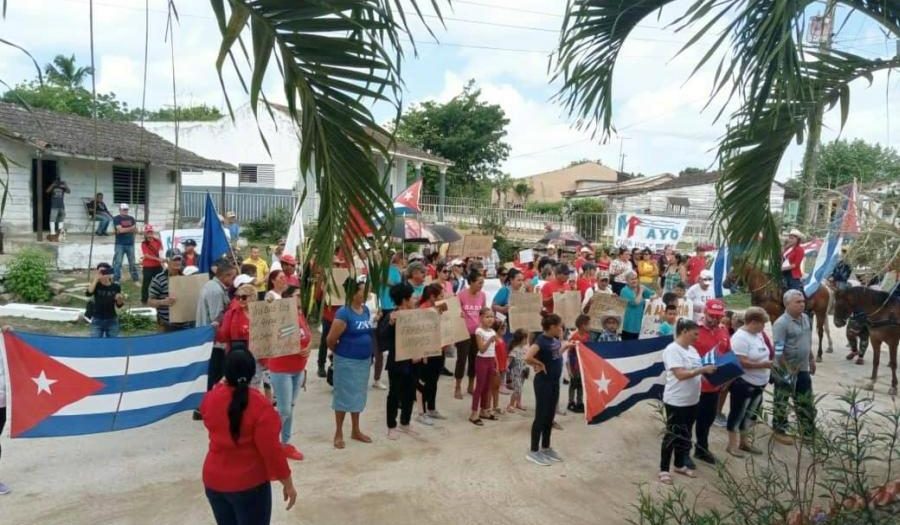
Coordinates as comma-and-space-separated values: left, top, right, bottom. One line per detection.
436, 296, 470, 347
639, 298, 694, 339
395, 309, 441, 361
509, 292, 542, 332
553, 290, 582, 327
249, 297, 301, 358
168, 274, 209, 323
462, 235, 493, 258
518, 249, 534, 264
588, 293, 627, 332
325, 268, 351, 306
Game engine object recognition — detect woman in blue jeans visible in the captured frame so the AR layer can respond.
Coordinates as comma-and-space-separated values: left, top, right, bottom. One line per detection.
86, 262, 124, 337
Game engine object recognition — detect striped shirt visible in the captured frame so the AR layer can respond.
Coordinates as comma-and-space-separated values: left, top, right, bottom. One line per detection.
149, 271, 193, 329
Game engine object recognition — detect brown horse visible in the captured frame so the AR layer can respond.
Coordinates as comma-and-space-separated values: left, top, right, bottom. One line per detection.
725, 263, 833, 360
833, 286, 899, 396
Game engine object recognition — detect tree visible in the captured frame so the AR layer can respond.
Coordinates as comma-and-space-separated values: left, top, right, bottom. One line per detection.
552, 1, 900, 271
2, 82, 131, 120
395, 80, 511, 196
567, 158, 602, 167
44, 54, 93, 88
491, 173, 514, 206
679, 167, 707, 176
513, 181, 534, 204
817, 139, 900, 188
129, 104, 224, 122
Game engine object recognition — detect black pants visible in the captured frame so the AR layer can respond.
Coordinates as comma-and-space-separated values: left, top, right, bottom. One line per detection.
317, 319, 332, 369
205, 482, 272, 525
727, 378, 764, 432
694, 391, 719, 456
141, 267, 161, 304
531, 375, 559, 451
387, 367, 417, 429
621, 331, 639, 340
454, 335, 477, 380
568, 372, 583, 405
848, 320, 870, 356
0, 405, 6, 461
417, 355, 443, 412
660, 403, 696, 472
207, 346, 226, 392
773, 371, 816, 436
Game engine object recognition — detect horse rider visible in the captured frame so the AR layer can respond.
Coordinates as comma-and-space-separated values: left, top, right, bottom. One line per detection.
829, 247, 852, 291
781, 229, 806, 293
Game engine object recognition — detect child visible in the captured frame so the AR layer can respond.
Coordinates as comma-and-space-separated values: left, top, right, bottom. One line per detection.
506, 329, 529, 413
661, 292, 679, 308
567, 314, 591, 413
673, 282, 687, 300
471, 308, 499, 425
658, 304, 678, 336
596, 315, 622, 342
525, 314, 573, 466
491, 315, 509, 415
721, 310, 736, 336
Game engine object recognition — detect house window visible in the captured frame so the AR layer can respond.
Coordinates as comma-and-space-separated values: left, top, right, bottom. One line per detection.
112, 166, 147, 205
239, 164, 275, 187
666, 196, 690, 216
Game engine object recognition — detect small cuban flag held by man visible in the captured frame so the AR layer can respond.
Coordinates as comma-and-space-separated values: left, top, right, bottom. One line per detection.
699, 347, 744, 387
2, 327, 215, 437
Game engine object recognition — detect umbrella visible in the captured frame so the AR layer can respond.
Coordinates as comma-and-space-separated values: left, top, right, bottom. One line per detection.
390, 217, 439, 243
428, 223, 462, 243
539, 230, 588, 247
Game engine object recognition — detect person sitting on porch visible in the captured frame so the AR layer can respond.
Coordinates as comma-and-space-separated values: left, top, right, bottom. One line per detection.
88, 192, 113, 236
46, 177, 70, 237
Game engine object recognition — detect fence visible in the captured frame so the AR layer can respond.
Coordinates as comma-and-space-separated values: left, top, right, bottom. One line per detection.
181, 188, 298, 222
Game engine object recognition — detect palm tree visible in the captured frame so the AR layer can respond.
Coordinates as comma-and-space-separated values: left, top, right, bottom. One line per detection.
513, 181, 534, 205
492, 173, 514, 206
552, 1, 900, 271
44, 54, 93, 88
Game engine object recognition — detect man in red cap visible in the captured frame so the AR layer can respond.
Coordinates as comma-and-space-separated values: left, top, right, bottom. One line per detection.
692, 298, 731, 465
279, 254, 301, 287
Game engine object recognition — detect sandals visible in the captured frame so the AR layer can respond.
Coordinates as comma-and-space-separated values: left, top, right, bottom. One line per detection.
846, 352, 858, 361
739, 443, 763, 455
469, 418, 484, 426
673, 466, 697, 478
725, 447, 746, 458
855, 357, 865, 365
454, 389, 464, 400
658, 471, 673, 485
333, 437, 345, 449
481, 413, 498, 421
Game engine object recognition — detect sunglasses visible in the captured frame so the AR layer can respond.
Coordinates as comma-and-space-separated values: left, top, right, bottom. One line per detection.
440, 269, 450, 274
236, 295, 252, 301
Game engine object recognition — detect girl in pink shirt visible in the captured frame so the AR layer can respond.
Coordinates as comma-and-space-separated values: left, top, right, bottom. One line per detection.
455, 271, 486, 399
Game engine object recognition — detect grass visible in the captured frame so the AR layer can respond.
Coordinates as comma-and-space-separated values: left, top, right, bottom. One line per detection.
723, 292, 752, 310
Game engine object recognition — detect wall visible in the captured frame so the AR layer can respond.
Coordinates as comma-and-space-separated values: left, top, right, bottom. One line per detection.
607, 182, 786, 217
0, 137, 176, 232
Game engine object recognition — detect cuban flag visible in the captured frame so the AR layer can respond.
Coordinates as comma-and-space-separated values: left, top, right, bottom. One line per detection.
393, 179, 423, 215
575, 338, 670, 424
712, 244, 731, 298
2, 327, 214, 438
803, 180, 856, 297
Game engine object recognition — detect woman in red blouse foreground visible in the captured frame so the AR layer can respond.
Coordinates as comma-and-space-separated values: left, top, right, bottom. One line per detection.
201, 349, 297, 525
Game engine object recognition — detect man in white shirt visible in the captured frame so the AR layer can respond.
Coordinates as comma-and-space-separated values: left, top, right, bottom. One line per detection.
686, 269, 716, 322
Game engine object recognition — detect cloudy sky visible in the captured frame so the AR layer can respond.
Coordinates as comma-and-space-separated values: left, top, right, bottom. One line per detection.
0, 0, 897, 181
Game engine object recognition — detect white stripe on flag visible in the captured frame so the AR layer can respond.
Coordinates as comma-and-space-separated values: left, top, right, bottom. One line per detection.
56, 376, 208, 416
607, 351, 663, 375
54, 343, 212, 378
606, 374, 665, 409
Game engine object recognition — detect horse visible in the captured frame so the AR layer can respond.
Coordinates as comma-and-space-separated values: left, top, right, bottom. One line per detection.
832, 286, 899, 396
724, 263, 833, 361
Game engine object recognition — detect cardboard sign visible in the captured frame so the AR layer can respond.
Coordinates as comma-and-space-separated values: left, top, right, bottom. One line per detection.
509, 292, 542, 332
553, 290, 582, 327
325, 268, 351, 306
249, 297, 301, 358
462, 235, 493, 258
639, 298, 694, 339
436, 296, 470, 347
588, 293, 627, 332
395, 309, 442, 361
518, 249, 534, 264
168, 274, 210, 323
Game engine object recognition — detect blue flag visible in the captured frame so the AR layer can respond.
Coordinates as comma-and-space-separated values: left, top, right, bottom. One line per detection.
199, 193, 230, 273
712, 245, 732, 298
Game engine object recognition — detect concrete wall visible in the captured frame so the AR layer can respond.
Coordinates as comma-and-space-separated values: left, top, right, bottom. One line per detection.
0, 137, 176, 233
608, 182, 786, 217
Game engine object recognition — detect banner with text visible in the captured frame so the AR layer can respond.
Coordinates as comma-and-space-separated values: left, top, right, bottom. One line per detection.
614, 213, 688, 250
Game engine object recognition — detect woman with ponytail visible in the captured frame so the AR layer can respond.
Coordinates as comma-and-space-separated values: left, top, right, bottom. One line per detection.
201, 349, 297, 524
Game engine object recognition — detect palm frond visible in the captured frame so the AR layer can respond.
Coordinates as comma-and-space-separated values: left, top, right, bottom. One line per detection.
713, 51, 900, 273
211, 0, 443, 285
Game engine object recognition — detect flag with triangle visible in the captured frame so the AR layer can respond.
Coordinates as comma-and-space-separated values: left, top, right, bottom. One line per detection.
393, 179, 423, 215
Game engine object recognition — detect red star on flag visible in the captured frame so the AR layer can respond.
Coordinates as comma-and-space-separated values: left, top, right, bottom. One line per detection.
3, 332, 104, 437
575, 342, 629, 422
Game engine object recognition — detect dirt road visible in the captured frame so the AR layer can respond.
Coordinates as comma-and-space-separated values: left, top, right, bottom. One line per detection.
3, 323, 896, 525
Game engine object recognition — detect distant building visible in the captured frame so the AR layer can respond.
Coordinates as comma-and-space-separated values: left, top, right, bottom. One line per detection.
505, 161, 631, 205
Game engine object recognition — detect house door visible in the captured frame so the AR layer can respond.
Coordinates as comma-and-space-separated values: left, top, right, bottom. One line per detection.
31, 159, 58, 232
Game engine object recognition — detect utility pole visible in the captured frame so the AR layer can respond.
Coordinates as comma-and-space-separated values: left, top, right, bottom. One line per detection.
798, 0, 837, 226
617, 136, 630, 173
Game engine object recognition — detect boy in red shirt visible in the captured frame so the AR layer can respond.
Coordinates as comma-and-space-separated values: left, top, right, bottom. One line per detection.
541, 263, 574, 313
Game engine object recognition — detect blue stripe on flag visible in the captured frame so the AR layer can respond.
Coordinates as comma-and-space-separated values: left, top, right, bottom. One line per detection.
804, 233, 842, 297
94, 360, 209, 396
592, 385, 664, 424
19, 393, 205, 438
623, 362, 665, 385
713, 245, 731, 298
583, 336, 671, 360
14, 327, 215, 358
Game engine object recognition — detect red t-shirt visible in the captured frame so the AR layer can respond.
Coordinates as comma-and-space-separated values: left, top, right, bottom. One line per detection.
576, 277, 594, 300
201, 384, 291, 492
267, 312, 312, 373
687, 255, 707, 285
540, 279, 573, 313
573, 257, 586, 273
183, 252, 199, 268
783, 245, 805, 279
596, 258, 611, 271
495, 337, 508, 372
141, 238, 163, 268
695, 324, 732, 393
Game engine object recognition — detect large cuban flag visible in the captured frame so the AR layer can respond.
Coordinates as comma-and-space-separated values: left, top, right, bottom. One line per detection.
575, 337, 671, 424
2, 327, 214, 438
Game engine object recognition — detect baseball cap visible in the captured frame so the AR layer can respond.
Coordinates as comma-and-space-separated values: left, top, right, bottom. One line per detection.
226, 211, 236, 218
705, 299, 726, 317
699, 269, 714, 281
119, 203, 129, 210
279, 254, 297, 266
408, 252, 424, 262
556, 264, 572, 276
166, 248, 183, 259
597, 270, 610, 281
181, 238, 197, 247
233, 274, 255, 288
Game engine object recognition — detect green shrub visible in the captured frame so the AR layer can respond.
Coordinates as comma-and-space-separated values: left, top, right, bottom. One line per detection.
566, 198, 607, 242
118, 310, 157, 332
525, 201, 564, 215
6, 248, 52, 302
242, 207, 292, 245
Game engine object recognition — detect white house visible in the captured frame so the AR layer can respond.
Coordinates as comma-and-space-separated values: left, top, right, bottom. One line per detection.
143, 103, 452, 223
0, 101, 235, 235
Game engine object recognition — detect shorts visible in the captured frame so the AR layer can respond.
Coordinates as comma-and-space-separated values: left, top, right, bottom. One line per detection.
50, 207, 66, 221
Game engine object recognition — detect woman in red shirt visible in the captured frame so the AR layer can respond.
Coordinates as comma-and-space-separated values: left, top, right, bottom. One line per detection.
139, 225, 163, 304
201, 349, 297, 525
781, 229, 806, 292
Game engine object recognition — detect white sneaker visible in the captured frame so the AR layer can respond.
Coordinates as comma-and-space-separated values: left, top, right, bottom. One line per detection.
0, 482, 10, 495
372, 381, 387, 390
525, 450, 551, 466
713, 414, 728, 427
427, 410, 446, 420
416, 413, 434, 426
540, 447, 563, 462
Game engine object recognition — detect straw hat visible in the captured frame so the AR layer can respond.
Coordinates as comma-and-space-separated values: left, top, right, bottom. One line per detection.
788, 228, 805, 240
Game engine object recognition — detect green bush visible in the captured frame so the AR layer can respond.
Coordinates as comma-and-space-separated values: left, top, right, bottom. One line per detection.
566, 198, 607, 242
525, 201, 564, 215
242, 207, 292, 245
118, 310, 157, 333
6, 248, 52, 302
